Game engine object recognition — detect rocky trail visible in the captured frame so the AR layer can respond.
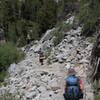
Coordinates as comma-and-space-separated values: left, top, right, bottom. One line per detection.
6, 52, 66, 100
0, 18, 94, 100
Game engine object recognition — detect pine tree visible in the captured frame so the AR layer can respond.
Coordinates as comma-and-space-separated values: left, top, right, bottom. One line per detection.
37, 0, 57, 35
0, 0, 58, 45
79, 0, 100, 35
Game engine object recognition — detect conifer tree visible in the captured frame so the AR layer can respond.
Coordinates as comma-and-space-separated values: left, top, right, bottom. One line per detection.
0, 0, 58, 46
79, 0, 100, 35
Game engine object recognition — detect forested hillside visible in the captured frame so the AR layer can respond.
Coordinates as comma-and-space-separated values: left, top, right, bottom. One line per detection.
0, 0, 57, 46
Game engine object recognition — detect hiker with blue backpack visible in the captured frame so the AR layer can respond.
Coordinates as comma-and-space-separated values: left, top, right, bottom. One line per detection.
63, 68, 83, 100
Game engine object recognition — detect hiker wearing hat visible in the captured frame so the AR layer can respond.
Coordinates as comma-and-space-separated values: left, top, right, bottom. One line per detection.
63, 68, 83, 100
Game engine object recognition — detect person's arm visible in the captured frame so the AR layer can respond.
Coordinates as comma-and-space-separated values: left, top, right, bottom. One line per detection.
64, 83, 67, 92
78, 77, 83, 91
65, 79, 67, 92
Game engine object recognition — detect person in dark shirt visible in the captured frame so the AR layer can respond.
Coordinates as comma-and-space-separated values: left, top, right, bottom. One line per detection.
38, 48, 45, 65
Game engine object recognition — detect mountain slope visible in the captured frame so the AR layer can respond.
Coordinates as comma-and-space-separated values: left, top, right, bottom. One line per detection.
0, 17, 94, 100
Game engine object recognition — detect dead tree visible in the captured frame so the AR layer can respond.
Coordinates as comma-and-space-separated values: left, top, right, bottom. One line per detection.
89, 34, 100, 82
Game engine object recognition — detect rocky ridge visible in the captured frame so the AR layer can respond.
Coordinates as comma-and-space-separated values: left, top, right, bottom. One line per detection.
0, 17, 94, 100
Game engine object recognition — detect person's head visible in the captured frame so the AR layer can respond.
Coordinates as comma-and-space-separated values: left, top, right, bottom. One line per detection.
39, 48, 43, 53
68, 68, 76, 76
39, 48, 42, 51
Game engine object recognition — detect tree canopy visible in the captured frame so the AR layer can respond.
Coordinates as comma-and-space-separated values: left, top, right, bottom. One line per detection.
0, 0, 57, 46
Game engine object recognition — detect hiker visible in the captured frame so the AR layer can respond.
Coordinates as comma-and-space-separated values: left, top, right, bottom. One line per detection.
63, 68, 83, 100
38, 48, 45, 65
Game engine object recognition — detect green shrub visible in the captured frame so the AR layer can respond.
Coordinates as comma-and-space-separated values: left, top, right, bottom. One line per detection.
47, 57, 52, 65
93, 80, 100, 100
44, 48, 52, 58
0, 43, 24, 71
0, 81, 7, 87
0, 70, 7, 82
88, 36, 95, 43
53, 30, 64, 46
57, 0, 64, 18
95, 95, 100, 100
79, 0, 100, 35
53, 22, 72, 46
0, 92, 21, 100
27, 21, 40, 40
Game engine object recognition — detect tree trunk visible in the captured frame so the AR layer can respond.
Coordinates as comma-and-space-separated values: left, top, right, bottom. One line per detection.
89, 34, 100, 82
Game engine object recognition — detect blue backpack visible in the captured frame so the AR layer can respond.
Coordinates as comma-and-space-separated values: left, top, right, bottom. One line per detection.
66, 75, 80, 98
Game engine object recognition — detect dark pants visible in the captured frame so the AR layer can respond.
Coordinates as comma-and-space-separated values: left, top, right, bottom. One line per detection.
63, 91, 83, 100
40, 59, 43, 65
63, 93, 79, 100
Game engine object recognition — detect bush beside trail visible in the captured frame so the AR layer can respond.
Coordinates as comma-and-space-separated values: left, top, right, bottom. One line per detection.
0, 43, 24, 82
